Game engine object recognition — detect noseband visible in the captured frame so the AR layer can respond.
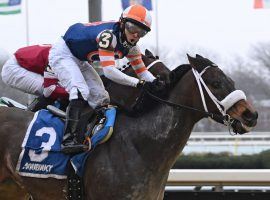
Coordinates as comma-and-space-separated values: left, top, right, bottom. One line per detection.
146, 61, 247, 134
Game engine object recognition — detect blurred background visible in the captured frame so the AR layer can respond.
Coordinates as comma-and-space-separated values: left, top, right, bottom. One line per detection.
0, 0, 270, 164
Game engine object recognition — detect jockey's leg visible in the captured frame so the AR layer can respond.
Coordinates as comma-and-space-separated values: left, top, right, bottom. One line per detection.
81, 62, 110, 109
61, 91, 90, 153
1, 55, 43, 96
49, 38, 109, 153
61, 62, 111, 153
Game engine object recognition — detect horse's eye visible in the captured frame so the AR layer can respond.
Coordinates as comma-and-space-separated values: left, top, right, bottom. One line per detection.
212, 81, 221, 89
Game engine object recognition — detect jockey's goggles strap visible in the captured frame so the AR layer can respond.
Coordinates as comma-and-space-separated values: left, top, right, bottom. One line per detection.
125, 21, 148, 37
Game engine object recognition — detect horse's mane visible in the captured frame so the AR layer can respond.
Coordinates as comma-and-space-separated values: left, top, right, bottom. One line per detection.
169, 54, 219, 88
169, 64, 191, 88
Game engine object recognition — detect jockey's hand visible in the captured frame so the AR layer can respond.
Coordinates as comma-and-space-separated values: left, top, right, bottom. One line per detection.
137, 79, 167, 96
149, 78, 167, 95
136, 80, 147, 89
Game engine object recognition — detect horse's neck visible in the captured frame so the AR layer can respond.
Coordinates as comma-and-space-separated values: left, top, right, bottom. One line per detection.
135, 74, 204, 170
126, 94, 197, 171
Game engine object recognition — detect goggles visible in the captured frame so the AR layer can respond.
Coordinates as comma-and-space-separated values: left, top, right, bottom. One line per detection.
125, 21, 148, 37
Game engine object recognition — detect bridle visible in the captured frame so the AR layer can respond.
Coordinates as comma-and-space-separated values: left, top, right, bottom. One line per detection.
146, 59, 162, 70
145, 59, 247, 134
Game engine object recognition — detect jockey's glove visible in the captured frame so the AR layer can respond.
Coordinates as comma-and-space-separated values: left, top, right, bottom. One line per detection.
136, 80, 147, 89
136, 79, 167, 96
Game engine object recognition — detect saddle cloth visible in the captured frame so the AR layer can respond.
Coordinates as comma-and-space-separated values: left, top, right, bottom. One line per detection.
16, 108, 116, 179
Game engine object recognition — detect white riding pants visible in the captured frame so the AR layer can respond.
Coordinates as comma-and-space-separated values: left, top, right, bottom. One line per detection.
48, 38, 110, 109
1, 55, 43, 95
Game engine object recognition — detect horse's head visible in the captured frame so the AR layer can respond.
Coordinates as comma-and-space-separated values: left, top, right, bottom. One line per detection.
141, 49, 171, 85
179, 54, 258, 134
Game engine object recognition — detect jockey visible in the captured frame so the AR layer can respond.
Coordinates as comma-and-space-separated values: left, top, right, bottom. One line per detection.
1, 45, 69, 111
49, 4, 166, 153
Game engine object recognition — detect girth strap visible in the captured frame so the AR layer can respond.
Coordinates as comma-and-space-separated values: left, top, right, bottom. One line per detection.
67, 165, 84, 200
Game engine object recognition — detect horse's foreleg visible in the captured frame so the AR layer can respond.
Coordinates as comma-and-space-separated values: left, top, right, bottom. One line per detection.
156, 175, 169, 200
0, 166, 8, 183
157, 188, 165, 200
4, 152, 25, 189
0, 154, 11, 183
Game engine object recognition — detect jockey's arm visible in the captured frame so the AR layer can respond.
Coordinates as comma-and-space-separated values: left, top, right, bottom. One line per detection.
126, 46, 155, 82
97, 30, 139, 87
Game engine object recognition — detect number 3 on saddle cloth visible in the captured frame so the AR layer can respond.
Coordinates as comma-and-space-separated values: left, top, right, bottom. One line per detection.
16, 107, 117, 179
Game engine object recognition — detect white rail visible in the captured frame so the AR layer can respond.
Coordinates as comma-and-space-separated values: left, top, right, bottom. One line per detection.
188, 132, 270, 146
167, 169, 270, 186
184, 132, 270, 155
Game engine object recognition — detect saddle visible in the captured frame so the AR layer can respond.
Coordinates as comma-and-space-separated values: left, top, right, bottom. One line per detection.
47, 105, 116, 149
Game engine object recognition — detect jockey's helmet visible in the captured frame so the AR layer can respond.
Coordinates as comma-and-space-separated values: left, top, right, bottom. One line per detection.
120, 4, 152, 34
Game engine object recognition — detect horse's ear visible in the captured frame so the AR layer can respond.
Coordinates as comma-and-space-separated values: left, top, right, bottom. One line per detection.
145, 49, 155, 59
196, 54, 204, 59
195, 54, 218, 67
187, 54, 196, 68
187, 54, 192, 61
188, 54, 217, 71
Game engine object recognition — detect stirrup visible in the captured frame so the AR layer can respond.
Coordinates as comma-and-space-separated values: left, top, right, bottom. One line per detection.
61, 140, 88, 154
61, 144, 88, 154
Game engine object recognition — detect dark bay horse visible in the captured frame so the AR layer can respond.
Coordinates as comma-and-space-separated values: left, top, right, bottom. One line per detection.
0, 53, 258, 200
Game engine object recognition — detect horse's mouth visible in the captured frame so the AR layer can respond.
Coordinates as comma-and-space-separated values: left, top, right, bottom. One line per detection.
238, 121, 254, 133
241, 122, 253, 132
231, 117, 257, 134
227, 100, 258, 135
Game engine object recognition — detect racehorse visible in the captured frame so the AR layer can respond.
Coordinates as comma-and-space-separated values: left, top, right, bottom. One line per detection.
0, 52, 258, 200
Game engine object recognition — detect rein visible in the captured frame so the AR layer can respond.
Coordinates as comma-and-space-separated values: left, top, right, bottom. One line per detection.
146, 90, 228, 125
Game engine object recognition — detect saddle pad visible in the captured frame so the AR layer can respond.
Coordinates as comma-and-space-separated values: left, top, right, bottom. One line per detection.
16, 107, 117, 178
16, 109, 70, 179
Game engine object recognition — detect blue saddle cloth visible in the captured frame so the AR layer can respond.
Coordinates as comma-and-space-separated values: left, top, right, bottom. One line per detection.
16, 108, 116, 179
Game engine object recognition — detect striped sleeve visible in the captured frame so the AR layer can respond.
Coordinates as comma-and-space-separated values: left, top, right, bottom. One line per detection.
98, 48, 139, 87
127, 46, 155, 82
99, 49, 116, 68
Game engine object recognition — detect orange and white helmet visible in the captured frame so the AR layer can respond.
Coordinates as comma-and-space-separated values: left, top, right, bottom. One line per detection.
121, 4, 152, 32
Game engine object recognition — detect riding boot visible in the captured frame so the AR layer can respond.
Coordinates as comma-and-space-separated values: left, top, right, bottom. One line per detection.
61, 98, 89, 154
27, 95, 55, 112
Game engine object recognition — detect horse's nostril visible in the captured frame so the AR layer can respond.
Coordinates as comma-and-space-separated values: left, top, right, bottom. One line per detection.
254, 111, 258, 119
242, 110, 258, 127
243, 110, 258, 120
